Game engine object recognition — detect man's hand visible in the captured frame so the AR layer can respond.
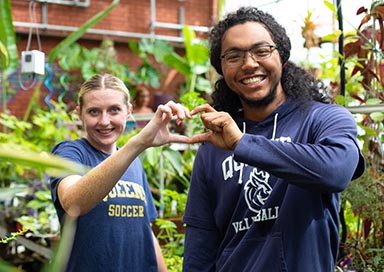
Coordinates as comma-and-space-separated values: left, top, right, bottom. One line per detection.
189, 104, 243, 150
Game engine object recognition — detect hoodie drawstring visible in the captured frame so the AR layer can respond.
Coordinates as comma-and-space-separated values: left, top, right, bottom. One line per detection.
271, 113, 279, 140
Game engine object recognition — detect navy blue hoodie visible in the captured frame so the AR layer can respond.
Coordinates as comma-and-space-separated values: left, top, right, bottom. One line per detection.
183, 99, 365, 272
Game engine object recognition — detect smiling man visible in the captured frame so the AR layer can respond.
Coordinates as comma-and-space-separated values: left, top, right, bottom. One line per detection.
182, 7, 365, 272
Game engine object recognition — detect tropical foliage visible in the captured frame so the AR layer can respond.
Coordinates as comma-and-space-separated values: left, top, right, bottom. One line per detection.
301, 1, 384, 271
1, 0, 383, 271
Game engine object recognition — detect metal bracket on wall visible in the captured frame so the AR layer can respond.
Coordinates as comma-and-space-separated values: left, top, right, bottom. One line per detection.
35, 0, 90, 8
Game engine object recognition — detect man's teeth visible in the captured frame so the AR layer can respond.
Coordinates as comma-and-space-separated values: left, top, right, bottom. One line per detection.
242, 76, 263, 84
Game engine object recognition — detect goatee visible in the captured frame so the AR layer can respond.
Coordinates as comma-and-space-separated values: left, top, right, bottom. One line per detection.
240, 82, 278, 108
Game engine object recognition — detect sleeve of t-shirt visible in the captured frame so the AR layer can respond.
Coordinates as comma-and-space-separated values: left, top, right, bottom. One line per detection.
141, 165, 158, 222
49, 141, 84, 218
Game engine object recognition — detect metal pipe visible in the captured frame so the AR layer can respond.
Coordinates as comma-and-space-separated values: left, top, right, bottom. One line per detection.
36, 0, 90, 8
42, 3, 47, 26
13, 21, 187, 43
150, 0, 156, 38
347, 104, 384, 114
179, 6, 185, 37
336, 0, 345, 98
152, 21, 210, 32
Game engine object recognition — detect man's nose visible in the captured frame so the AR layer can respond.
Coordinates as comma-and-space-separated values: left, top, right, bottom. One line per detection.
242, 51, 259, 67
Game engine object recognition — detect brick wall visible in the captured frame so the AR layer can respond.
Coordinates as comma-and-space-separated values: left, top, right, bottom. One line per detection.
5, 0, 216, 118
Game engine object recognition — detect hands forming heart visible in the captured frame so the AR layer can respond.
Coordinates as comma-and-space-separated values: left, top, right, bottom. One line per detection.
188, 104, 243, 150
138, 101, 243, 151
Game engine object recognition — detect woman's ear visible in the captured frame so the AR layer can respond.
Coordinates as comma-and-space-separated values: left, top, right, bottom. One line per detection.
75, 105, 82, 121
128, 103, 133, 116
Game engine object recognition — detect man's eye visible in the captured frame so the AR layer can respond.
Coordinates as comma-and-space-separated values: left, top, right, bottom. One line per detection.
226, 53, 242, 61
253, 48, 270, 56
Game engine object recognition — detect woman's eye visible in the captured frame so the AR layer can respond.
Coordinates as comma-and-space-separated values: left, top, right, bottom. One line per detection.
110, 107, 120, 114
89, 109, 98, 116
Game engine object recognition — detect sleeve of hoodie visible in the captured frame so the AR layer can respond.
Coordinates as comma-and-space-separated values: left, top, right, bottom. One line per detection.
234, 104, 365, 193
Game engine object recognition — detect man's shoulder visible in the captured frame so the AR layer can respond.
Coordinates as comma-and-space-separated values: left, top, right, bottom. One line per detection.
310, 101, 352, 118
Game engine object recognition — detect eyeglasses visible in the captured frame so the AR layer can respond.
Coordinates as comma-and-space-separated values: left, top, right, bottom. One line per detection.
221, 45, 277, 66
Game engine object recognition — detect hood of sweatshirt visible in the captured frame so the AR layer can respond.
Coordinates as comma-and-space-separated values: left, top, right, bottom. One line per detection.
234, 97, 304, 139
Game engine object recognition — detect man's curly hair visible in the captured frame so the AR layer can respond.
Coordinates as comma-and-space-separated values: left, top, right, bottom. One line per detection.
209, 7, 329, 116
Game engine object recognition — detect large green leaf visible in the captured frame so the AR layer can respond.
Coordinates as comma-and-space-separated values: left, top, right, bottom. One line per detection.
163, 148, 183, 176
182, 25, 196, 62
163, 52, 191, 76
0, 0, 18, 72
0, 41, 9, 68
48, 0, 120, 64
0, 144, 88, 177
182, 26, 209, 66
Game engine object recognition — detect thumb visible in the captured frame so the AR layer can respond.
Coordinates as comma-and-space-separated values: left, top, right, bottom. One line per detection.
188, 131, 213, 144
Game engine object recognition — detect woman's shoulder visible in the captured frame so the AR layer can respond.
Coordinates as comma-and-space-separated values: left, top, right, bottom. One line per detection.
53, 138, 86, 149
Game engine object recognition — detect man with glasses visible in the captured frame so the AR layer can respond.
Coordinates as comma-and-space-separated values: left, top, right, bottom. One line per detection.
182, 7, 365, 272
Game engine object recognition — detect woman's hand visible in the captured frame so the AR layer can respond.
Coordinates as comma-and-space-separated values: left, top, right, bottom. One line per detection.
138, 101, 191, 148
189, 104, 243, 150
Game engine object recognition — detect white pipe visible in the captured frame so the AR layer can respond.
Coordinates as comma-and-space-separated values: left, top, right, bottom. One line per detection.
347, 104, 384, 114
36, 0, 90, 8
13, 22, 186, 43
153, 21, 209, 33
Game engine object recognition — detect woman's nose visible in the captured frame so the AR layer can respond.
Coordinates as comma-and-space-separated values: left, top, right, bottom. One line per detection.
99, 113, 110, 125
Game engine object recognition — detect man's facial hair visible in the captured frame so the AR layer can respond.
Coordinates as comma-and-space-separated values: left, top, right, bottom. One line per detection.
239, 82, 279, 108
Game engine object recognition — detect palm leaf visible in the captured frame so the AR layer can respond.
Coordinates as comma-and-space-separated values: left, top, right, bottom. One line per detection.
0, 0, 18, 72
0, 144, 88, 177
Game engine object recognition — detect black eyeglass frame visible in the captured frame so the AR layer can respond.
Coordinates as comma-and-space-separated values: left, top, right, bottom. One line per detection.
221, 44, 278, 66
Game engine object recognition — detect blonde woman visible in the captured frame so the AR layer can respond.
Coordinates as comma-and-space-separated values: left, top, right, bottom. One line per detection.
50, 73, 190, 272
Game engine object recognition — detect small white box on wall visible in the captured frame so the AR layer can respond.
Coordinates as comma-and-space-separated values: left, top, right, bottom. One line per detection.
21, 50, 45, 75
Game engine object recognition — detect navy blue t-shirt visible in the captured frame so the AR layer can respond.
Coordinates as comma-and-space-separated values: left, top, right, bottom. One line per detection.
50, 138, 158, 272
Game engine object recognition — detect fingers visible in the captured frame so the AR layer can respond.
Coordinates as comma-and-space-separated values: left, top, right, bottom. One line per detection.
157, 101, 191, 125
188, 131, 213, 144
168, 134, 192, 143
200, 112, 234, 133
190, 104, 216, 116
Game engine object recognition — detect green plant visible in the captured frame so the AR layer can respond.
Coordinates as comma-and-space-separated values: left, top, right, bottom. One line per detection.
154, 218, 184, 272
57, 39, 133, 90
303, 2, 384, 271
0, 0, 18, 124
128, 38, 174, 89
0, 101, 80, 186
0, 146, 86, 272
155, 189, 188, 219
0, 100, 88, 270
16, 189, 59, 239
163, 25, 212, 96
